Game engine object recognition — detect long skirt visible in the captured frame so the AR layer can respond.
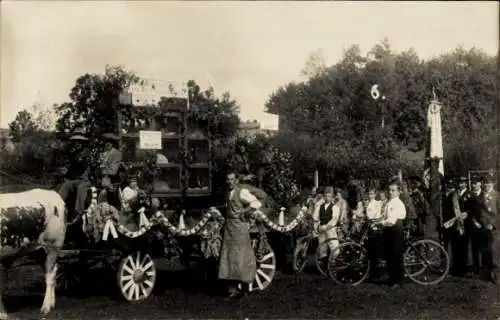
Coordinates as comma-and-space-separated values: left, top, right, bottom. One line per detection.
218, 218, 256, 284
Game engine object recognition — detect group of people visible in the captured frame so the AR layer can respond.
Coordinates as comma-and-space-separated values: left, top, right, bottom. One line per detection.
441, 175, 498, 282
58, 129, 138, 225
306, 179, 408, 288
304, 173, 499, 286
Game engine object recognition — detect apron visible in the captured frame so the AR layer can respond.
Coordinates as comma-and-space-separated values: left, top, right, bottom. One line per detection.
218, 187, 257, 283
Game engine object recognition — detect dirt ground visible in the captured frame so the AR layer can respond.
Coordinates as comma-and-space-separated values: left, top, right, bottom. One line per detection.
3, 261, 499, 320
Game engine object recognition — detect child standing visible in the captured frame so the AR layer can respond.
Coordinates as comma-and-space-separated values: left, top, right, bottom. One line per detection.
365, 187, 383, 278
380, 181, 407, 288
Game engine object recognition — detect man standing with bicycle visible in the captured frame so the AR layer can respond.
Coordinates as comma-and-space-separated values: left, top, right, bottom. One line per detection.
313, 187, 341, 266
380, 180, 407, 288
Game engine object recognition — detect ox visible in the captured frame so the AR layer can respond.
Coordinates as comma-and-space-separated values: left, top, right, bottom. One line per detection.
0, 188, 66, 319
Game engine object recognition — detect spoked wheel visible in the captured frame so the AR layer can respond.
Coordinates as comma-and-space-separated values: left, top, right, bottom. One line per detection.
404, 239, 450, 285
293, 236, 310, 273
116, 251, 157, 302
249, 237, 276, 292
327, 241, 370, 286
315, 238, 338, 276
56, 262, 86, 295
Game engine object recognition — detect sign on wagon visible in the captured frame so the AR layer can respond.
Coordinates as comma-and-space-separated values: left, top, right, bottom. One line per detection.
139, 130, 162, 149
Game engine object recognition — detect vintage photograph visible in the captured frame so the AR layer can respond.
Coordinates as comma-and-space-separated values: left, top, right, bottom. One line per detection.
0, 1, 498, 319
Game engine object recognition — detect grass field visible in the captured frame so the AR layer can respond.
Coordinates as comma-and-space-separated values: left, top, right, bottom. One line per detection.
0, 185, 498, 319
3, 264, 499, 320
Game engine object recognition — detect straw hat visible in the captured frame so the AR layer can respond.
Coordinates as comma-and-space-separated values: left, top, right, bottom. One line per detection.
69, 128, 88, 141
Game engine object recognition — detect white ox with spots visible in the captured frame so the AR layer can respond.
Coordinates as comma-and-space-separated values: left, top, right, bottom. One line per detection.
0, 188, 66, 319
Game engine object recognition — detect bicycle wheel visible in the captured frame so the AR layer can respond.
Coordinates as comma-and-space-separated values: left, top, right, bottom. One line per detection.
404, 239, 450, 285
293, 236, 310, 273
327, 241, 370, 286
315, 238, 337, 276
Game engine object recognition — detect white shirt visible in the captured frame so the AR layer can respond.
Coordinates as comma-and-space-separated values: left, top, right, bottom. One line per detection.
366, 200, 382, 220
381, 197, 406, 226
459, 189, 467, 197
230, 188, 262, 209
352, 201, 365, 220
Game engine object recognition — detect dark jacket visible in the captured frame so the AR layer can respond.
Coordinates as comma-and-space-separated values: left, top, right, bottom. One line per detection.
479, 190, 499, 230
466, 191, 485, 229
66, 147, 91, 179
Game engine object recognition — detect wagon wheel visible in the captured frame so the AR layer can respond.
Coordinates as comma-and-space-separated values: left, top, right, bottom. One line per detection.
404, 239, 450, 285
116, 251, 156, 302
292, 236, 310, 273
56, 262, 86, 295
249, 237, 276, 292
327, 241, 370, 286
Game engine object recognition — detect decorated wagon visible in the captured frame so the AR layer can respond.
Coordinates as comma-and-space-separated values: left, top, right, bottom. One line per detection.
57, 80, 307, 302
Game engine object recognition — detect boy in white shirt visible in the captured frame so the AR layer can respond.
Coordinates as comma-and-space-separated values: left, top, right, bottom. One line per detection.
381, 180, 407, 288
365, 188, 384, 279
366, 188, 382, 220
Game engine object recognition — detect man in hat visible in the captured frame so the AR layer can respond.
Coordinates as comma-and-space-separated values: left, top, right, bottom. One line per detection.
454, 176, 473, 276
441, 177, 468, 276
312, 186, 342, 268
58, 129, 92, 219
467, 177, 485, 276
478, 176, 499, 283
408, 176, 428, 238
229, 139, 253, 183
98, 133, 123, 205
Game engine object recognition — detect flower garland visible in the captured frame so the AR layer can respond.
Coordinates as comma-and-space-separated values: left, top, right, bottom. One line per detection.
85, 192, 308, 242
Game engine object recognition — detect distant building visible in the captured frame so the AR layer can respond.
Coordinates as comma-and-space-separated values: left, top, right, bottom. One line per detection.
266, 107, 291, 133
237, 120, 276, 141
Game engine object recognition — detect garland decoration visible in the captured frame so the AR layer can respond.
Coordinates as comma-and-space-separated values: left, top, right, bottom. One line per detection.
154, 207, 224, 236
86, 197, 307, 242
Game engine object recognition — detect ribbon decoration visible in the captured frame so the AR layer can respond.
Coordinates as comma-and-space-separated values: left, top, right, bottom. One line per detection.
138, 207, 150, 228
278, 207, 285, 226
443, 212, 468, 229
178, 210, 186, 230
102, 219, 118, 241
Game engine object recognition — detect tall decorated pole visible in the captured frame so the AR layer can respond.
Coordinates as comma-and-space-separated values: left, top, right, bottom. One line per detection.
424, 88, 444, 241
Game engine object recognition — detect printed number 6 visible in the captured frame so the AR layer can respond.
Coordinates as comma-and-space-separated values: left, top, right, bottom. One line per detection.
371, 84, 380, 100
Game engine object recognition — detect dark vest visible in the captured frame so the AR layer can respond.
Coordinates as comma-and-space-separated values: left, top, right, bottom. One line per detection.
442, 191, 457, 221
319, 202, 333, 226
457, 189, 471, 213
410, 190, 426, 218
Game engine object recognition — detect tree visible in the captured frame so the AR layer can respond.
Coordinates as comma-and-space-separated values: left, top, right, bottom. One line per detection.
8, 110, 39, 142
300, 48, 328, 78
56, 65, 140, 136
266, 39, 498, 182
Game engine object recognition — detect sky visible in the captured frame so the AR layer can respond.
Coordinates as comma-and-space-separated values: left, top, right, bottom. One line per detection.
0, 1, 498, 128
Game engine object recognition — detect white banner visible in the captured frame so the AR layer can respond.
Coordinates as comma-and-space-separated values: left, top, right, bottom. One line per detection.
126, 79, 188, 106
260, 113, 279, 131
427, 100, 444, 175
139, 130, 162, 150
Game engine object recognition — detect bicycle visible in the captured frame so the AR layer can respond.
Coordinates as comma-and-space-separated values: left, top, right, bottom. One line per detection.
327, 219, 450, 286
293, 225, 345, 276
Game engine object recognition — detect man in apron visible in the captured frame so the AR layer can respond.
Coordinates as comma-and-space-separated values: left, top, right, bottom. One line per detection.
218, 172, 262, 300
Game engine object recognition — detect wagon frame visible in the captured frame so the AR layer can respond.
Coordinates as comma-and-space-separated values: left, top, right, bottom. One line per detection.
56, 83, 307, 302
